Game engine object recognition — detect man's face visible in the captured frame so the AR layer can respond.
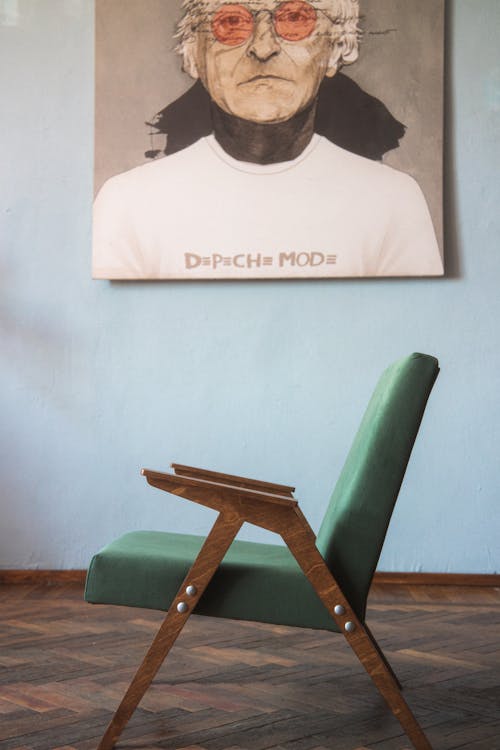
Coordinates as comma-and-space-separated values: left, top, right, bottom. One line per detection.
186, 0, 343, 123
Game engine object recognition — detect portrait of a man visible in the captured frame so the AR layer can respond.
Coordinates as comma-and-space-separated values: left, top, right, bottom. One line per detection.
93, 0, 444, 280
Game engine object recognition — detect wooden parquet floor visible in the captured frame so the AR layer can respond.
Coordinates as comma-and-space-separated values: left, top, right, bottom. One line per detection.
0, 583, 499, 750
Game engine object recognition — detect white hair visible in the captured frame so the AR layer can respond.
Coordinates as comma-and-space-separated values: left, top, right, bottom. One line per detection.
176, 0, 361, 70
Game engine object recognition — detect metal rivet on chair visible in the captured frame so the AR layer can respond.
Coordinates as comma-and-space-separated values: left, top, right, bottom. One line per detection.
176, 601, 189, 614
186, 584, 197, 597
344, 621, 356, 633
334, 604, 346, 616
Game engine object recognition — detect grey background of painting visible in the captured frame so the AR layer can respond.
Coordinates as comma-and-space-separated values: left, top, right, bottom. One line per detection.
95, 0, 444, 250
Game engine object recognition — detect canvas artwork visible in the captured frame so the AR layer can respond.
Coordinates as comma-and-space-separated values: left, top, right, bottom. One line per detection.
93, 0, 445, 280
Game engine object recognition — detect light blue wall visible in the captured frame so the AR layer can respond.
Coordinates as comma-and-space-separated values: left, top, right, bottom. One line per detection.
1, 1, 498, 573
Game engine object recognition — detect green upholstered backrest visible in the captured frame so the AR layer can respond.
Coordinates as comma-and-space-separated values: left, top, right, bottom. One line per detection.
316, 353, 439, 620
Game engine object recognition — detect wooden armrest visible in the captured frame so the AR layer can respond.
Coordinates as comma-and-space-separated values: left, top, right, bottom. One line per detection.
141, 468, 298, 522
171, 463, 295, 497
142, 468, 297, 506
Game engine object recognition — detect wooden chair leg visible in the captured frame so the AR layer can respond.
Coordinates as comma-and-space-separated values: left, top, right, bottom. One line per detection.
363, 621, 403, 691
96, 513, 242, 750
344, 621, 432, 750
283, 520, 433, 750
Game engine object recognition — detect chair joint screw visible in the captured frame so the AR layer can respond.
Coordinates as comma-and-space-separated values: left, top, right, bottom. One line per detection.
186, 585, 197, 597
344, 621, 356, 633
177, 601, 189, 614
334, 604, 346, 616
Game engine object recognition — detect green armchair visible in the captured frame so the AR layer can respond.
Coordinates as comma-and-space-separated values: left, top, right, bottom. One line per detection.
85, 352, 439, 750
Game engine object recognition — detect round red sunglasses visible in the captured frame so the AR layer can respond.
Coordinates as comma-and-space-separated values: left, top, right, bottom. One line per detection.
211, 1, 318, 46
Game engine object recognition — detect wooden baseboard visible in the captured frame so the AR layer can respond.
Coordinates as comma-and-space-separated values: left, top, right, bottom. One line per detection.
0, 569, 498, 587
373, 572, 499, 587
0, 570, 87, 584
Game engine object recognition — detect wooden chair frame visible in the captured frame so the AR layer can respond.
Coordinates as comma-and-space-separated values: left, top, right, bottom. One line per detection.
96, 463, 432, 750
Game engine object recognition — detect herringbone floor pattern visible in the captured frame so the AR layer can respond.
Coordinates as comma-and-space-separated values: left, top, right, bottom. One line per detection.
0, 583, 498, 750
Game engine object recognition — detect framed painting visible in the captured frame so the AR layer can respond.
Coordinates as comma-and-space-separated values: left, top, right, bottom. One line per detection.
93, 0, 444, 280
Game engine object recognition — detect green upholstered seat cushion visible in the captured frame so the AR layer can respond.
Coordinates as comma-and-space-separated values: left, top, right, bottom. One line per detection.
85, 530, 340, 632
